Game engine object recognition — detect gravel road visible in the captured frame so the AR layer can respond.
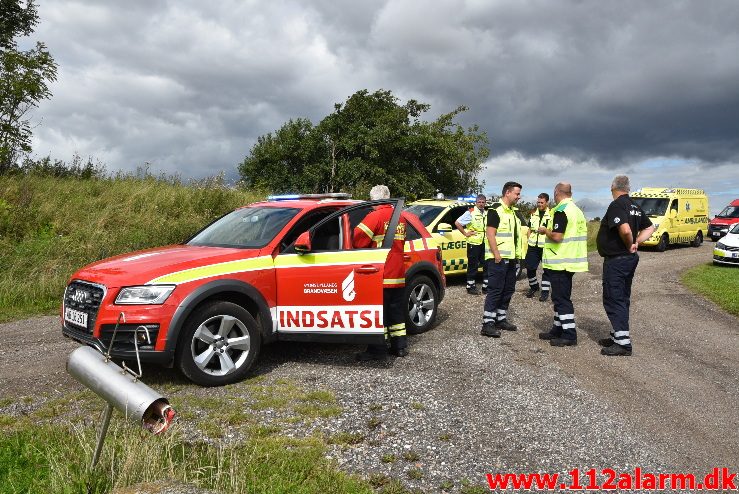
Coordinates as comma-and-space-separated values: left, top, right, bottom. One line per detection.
1, 242, 736, 492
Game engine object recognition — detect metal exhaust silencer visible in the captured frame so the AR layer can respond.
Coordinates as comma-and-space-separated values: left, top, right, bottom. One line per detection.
67, 346, 174, 434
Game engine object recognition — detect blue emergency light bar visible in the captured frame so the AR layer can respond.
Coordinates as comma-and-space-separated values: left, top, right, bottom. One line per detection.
457, 195, 477, 202
268, 194, 301, 201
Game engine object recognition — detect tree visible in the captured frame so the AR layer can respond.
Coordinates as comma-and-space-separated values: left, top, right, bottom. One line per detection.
0, 0, 57, 173
238, 89, 489, 199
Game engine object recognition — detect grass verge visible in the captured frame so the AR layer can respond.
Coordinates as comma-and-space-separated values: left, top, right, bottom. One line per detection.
0, 377, 379, 494
681, 262, 739, 316
0, 175, 262, 322
0, 423, 373, 494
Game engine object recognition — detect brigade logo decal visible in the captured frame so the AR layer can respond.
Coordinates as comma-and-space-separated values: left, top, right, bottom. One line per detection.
614, 217, 621, 224
342, 271, 356, 301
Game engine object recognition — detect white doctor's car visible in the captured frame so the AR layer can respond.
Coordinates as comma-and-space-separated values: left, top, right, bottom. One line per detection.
713, 222, 739, 266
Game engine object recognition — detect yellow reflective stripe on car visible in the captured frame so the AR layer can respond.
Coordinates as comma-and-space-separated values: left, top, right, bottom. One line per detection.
275, 249, 389, 268
383, 278, 405, 285
357, 222, 374, 239
148, 256, 274, 284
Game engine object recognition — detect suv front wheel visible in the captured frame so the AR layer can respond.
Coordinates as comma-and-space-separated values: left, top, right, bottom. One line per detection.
176, 301, 261, 387
405, 275, 439, 335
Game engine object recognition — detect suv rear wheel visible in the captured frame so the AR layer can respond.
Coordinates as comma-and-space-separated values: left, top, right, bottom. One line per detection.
176, 301, 261, 387
405, 275, 438, 334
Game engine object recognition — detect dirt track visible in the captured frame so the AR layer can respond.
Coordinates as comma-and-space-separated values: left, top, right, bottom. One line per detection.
1, 242, 736, 482
520, 243, 739, 472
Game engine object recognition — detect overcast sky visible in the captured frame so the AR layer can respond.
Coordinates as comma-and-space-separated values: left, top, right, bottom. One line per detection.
27, 0, 739, 215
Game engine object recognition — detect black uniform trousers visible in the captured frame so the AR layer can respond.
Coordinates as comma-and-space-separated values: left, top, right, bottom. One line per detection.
466, 242, 489, 290
366, 287, 407, 355
524, 245, 550, 292
546, 269, 577, 341
482, 259, 517, 324
602, 254, 638, 350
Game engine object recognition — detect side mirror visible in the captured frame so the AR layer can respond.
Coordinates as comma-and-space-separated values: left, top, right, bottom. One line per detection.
294, 231, 312, 254
437, 222, 453, 234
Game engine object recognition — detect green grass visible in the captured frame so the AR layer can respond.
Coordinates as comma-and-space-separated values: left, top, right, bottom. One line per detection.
0, 378, 376, 494
587, 220, 599, 252
0, 175, 262, 322
681, 262, 739, 316
0, 423, 374, 494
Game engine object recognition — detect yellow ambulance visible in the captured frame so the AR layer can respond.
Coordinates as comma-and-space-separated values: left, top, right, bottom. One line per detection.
629, 188, 709, 251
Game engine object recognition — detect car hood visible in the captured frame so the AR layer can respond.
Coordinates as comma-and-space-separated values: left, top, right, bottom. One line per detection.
711, 217, 739, 227
71, 244, 267, 288
718, 232, 739, 248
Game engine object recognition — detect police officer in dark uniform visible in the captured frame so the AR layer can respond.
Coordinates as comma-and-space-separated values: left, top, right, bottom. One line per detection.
596, 175, 655, 356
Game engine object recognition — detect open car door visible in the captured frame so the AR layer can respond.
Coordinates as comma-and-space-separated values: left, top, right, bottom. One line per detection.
273, 199, 404, 344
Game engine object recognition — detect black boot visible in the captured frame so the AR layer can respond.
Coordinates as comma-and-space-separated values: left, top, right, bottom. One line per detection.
390, 337, 409, 357
480, 322, 501, 337
601, 344, 631, 356
549, 338, 577, 347
538, 329, 560, 340
495, 319, 518, 331
526, 286, 539, 298
539, 290, 550, 302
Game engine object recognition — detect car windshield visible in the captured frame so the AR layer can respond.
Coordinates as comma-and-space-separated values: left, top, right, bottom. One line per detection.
405, 205, 445, 226
717, 206, 739, 218
188, 207, 300, 248
631, 197, 669, 217
730, 223, 739, 234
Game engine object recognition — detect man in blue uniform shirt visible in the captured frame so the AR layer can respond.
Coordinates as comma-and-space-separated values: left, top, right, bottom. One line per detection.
596, 175, 655, 356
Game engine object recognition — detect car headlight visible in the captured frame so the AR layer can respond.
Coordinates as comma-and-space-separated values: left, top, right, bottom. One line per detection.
720, 228, 728, 233
716, 241, 727, 250
652, 222, 659, 230
115, 285, 175, 305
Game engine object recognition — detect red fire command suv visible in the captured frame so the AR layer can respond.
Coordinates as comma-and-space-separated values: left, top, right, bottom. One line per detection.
62, 195, 445, 386
708, 199, 739, 241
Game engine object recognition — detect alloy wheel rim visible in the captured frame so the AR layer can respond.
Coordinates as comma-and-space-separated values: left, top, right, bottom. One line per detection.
409, 283, 435, 327
191, 315, 250, 376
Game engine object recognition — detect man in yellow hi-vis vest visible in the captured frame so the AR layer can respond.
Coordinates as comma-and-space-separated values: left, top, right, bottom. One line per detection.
536, 182, 588, 347
481, 181, 524, 338
525, 192, 552, 302
455, 194, 489, 295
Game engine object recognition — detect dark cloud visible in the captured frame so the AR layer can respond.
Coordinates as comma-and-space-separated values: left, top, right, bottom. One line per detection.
362, 2, 739, 164
28, 0, 739, 181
